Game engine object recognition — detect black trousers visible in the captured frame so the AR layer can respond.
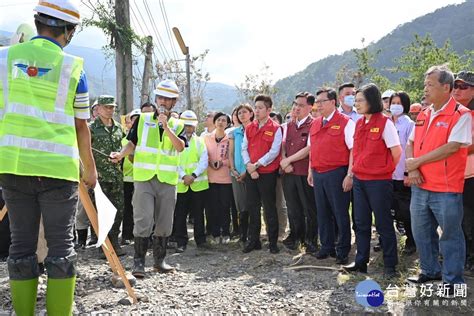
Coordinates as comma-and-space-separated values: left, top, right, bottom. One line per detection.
172, 188, 207, 246
462, 178, 474, 260
282, 174, 318, 245
0, 189, 10, 258
208, 183, 232, 237
246, 171, 279, 246
122, 181, 134, 240
392, 180, 415, 249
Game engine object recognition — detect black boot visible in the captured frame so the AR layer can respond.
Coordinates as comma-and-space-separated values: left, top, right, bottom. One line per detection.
110, 235, 125, 256
88, 228, 98, 246
153, 236, 175, 273
132, 237, 148, 278
75, 229, 87, 250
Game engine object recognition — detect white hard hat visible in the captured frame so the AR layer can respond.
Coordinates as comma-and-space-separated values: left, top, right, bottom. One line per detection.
154, 79, 179, 99
34, 0, 81, 25
180, 110, 198, 127
129, 108, 141, 118
10, 23, 36, 45
381, 89, 395, 99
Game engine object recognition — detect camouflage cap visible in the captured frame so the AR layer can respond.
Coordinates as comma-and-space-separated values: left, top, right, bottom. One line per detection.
97, 95, 117, 106
455, 71, 474, 86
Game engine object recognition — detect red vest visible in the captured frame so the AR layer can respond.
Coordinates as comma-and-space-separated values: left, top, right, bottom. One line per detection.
352, 112, 395, 180
246, 118, 281, 174
310, 111, 350, 173
285, 116, 313, 175
413, 97, 469, 193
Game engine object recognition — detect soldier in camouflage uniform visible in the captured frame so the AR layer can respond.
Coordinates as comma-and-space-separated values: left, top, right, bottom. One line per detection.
89, 95, 125, 256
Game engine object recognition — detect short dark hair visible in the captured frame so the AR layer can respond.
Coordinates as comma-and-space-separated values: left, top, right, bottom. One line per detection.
389, 91, 411, 114
235, 103, 254, 124
34, 14, 75, 38
306, 94, 315, 106
425, 65, 454, 92
316, 88, 338, 106
213, 112, 231, 125
356, 83, 383, 114
269, 112, 283, 124
338, 82, 355, 94
254, 94, 273, 109
140, 102, 156, 110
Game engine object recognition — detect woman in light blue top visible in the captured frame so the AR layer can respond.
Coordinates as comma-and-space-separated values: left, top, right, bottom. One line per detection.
229, 104, 254, 243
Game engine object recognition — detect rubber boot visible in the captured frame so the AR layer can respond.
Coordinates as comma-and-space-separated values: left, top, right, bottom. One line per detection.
132, 237, 148, 278
153, 236, 175, 273
46, 276, 76, 316
88, 228, 98, 246
110, 234, 125, 257
75, 229, 87, 250
10, 278, 38, 316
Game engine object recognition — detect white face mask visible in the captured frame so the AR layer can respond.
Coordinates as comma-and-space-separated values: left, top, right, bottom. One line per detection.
343, 95, 355, 108
390, 104, 404, 117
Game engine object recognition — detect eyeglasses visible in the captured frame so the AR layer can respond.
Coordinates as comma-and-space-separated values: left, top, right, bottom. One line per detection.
355, 98, 366, 103
454, 82, 472, 90
314, 99, 331, 105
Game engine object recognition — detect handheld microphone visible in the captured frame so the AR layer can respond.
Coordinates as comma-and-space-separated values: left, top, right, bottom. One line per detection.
158, 106, 166, 128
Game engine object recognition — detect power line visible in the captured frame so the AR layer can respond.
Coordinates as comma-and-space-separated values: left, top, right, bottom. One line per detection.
129, 2, 159, 63
142, 0, 173, 62
136, 0, 171, 62
159, 0, 179, 61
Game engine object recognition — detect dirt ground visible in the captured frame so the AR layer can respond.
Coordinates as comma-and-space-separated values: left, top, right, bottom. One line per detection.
1, 228, 474, 315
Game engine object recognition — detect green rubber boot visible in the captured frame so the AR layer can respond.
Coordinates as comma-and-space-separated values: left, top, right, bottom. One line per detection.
46, 276, 76, 316
10, 278, 38, 316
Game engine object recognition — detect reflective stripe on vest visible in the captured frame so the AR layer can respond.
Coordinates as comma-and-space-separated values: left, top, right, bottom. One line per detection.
177, 136, 209, 193
0, 40, 82, 181
133, 113, 184, 184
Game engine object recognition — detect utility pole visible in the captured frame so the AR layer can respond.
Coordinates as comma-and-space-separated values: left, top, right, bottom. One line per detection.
115, 0, 134, 114
172, 27, 191, 110
141, 36, 153, 105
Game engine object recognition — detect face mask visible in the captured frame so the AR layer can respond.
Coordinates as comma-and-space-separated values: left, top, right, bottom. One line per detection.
344, 95, 355, 107
390, 104, 404, 117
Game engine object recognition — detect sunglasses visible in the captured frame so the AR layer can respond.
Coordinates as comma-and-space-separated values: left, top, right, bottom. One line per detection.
454, 82, 472, 90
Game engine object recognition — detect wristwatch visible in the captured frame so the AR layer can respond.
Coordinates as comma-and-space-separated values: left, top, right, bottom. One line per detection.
346, 172, 353, 178
255, 162, 261, 169
191, 173, 197, 179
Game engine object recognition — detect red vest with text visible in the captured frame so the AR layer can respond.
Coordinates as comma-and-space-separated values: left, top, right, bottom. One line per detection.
285, 117, 313, 176
246, 118, 281, 173
310, 111, 350, 173
352, 112, 395, 180
413, 97, 469, 193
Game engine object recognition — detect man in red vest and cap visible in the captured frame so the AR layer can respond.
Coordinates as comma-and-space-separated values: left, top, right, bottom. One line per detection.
406, 65, 472, 293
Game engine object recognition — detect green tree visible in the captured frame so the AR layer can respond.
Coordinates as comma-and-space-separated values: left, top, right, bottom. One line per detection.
395, 34, 474, 102
236, 64, 277, 105
351, 38, 392, 91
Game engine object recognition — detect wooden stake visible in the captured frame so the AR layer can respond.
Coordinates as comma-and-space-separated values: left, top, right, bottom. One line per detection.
0, 205, 7, 222
78, 182, 137, 303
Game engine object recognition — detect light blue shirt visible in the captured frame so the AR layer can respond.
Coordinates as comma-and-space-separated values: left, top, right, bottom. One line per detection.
229, 126, 246, 174
338, 106, 361, 122
393, 114, 414, 180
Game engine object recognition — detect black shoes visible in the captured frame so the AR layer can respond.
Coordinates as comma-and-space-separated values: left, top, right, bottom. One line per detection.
282, 236, 298, 250
304, 243, 318, 254
402, 245, 416, 256
314, 251, 336, 260
175, 244, 186, 253
335, 256, 349, 265
242, 241, 262, 253
384, 267, 398, 279
269, 244, 280, 254
407, 273, 442, 284
153, 236, 176, 273
342, 262, 368, 273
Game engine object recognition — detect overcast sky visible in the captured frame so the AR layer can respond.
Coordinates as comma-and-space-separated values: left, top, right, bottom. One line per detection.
0, 0, 465, 85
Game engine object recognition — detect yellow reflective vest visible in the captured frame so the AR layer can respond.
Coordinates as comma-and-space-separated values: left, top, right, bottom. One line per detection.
177, 135, 209, 193
0, 38, 83, 181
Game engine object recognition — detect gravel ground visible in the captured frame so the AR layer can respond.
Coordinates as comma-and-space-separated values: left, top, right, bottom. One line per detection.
1, 230, 474, 315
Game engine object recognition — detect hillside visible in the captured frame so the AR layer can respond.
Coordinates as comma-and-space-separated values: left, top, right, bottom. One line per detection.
274, 0, 474, 105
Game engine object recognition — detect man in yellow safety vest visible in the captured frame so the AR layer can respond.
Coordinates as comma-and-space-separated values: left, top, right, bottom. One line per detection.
0, 1, 97, 315
110, 79, 185, 278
